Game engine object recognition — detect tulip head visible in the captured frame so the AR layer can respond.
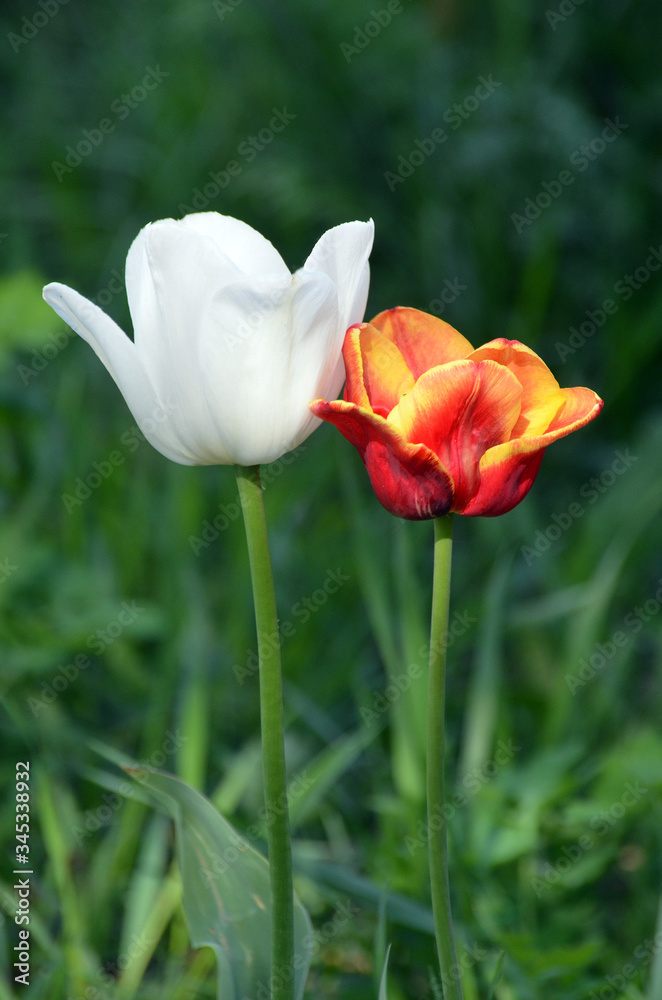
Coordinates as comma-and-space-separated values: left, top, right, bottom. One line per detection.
310, 307, 603, 518
43, 212, 374, 466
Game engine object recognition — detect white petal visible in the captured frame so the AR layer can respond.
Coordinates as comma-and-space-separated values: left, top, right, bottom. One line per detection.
303, 219, 374, 330
126, 222, 272, 463
199, 272, 340, 465
42, 282, 198, 465
347, 259, 371, 326
124, 225, 165, 368
182, 212, 290, 278
317, 259, 371, 409
301, 220, 373, 406
127, 218, 247, 341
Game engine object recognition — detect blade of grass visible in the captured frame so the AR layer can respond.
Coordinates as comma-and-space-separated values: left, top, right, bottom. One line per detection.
459, 554, 512, 778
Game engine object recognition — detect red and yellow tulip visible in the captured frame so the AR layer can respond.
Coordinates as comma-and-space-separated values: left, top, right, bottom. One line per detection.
310, 307, 603, 518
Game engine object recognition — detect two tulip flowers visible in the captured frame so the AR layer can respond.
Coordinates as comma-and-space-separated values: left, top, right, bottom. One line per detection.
43, 212, 602, 517
310, 308, 603, 518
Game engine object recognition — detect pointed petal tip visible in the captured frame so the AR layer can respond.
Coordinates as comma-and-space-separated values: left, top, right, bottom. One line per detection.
309, 398, 335, 417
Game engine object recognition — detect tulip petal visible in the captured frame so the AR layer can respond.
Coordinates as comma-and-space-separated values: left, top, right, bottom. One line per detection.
126, 217, 289, 395
292, 220, 374, 416
547, 385, 604, 434
389, 359, 522, 511
201, 271, 342, 465
42, 282, 196, 465
460, 447, 546, 517
325, 256, 372, 410
304, 220, 374, 332
341, 326, 371, 411
182, 212, 290, 277
370, 307, 474, 379
310, 399, 454, 519
126, 221, 262, 463
350, 257, 371, 328
345, 323, 415, 417
125, 220, 242, 367
468, 339, 566, 438
462, 387, 604, 516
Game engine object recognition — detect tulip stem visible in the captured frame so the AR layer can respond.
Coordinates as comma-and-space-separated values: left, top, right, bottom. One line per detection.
427, 514, 463, 999
235, 464, 294, 1000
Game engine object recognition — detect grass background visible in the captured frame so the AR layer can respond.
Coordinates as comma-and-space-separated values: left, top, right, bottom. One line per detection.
1, 0, 662, 996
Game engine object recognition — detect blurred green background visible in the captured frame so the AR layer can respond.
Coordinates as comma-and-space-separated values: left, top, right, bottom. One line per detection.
1, 0, 662, 996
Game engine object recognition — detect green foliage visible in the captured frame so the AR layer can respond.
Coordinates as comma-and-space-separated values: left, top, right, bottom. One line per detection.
1, 0, 661, 996
0, 271, 61, 367
125, 766, 313, 1000
378, 944, 392, 1000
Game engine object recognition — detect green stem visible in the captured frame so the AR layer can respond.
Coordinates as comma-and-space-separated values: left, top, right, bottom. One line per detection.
235, 465, 294, 1000
427, 514, 463, 999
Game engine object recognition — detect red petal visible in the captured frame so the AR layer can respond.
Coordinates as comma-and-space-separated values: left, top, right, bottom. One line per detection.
345, 323, 415, 417
370, 307, 474, 380
341, 326, 371, 409
547, 386, 604, 434
388, 360, 522, 511
309, 398, 454, 519
460, 447, 546, 516
462, 388, 604, 516
468, 339, 566, 438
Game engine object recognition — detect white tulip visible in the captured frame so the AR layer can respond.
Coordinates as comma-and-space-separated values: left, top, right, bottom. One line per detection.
43, 212, 374, 466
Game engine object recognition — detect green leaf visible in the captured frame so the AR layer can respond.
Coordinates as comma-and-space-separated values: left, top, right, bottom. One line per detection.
294, 856, 435, 934
374, 883, 389, 994
378, 943, 392, 1000
646, 896, 662, 1000
125, 766, 312, 1000
288, 725, 383, 832
487, 951, 505, 1000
